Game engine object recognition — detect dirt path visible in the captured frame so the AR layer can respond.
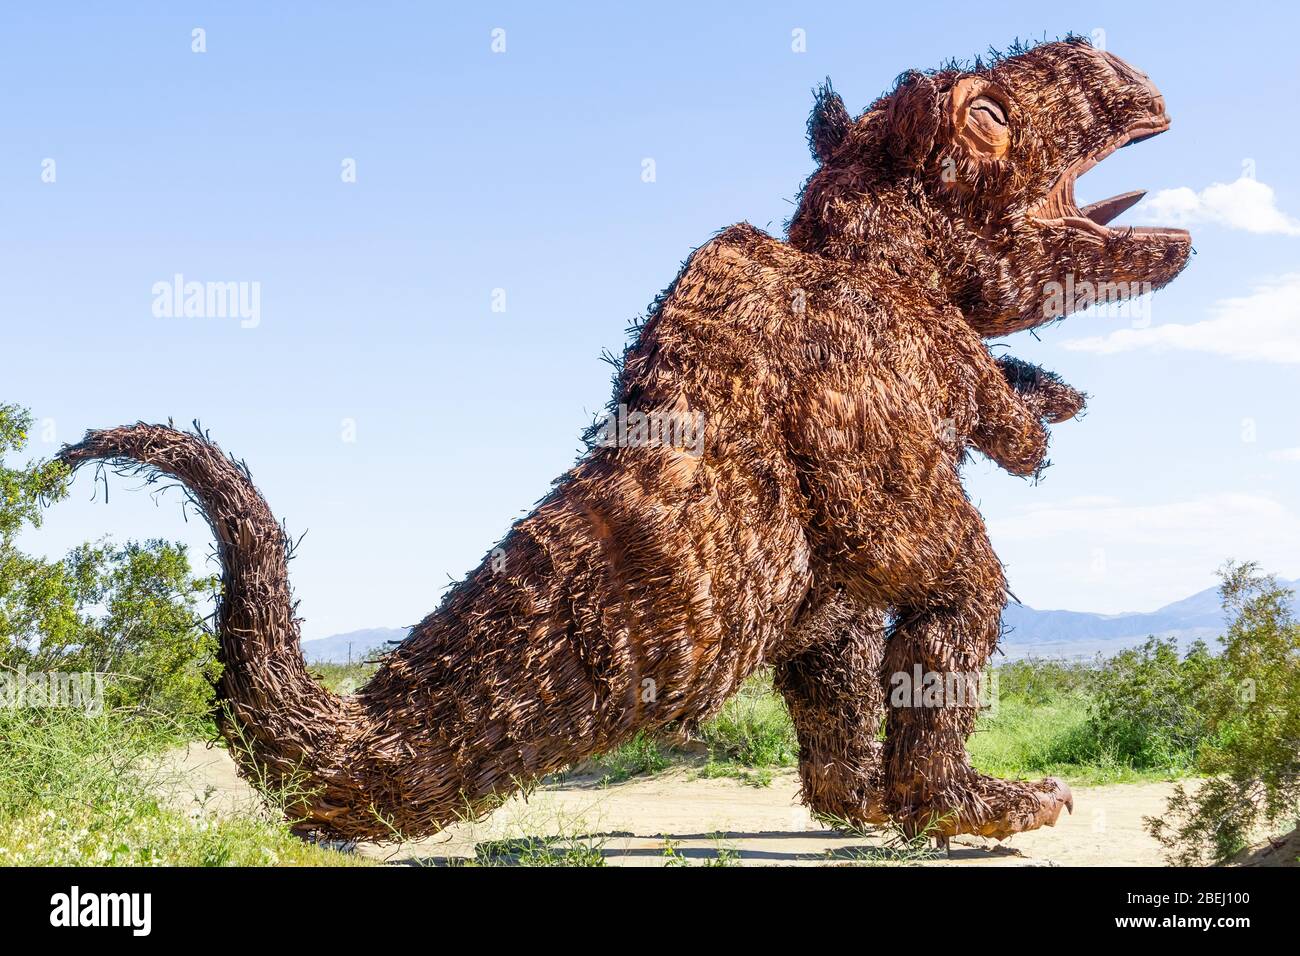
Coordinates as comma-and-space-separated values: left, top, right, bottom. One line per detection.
159, 744, 1180, 866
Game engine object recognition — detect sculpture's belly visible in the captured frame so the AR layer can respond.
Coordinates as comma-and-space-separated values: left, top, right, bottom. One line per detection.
559, 449, 811, 729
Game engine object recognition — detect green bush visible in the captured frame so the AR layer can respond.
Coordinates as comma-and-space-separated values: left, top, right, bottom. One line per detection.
996, 656, 1096, 705
27, 540, 219, 724
1148, 563, 1300, 864
697, 672, 798, 768
1, 404, 220, 733
1086, 637, 1223, 771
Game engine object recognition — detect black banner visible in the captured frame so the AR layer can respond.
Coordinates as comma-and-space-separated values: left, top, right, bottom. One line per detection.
0, 865, 1277, 940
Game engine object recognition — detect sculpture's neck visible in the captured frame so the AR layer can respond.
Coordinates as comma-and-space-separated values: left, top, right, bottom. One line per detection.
787, 183, 986, 313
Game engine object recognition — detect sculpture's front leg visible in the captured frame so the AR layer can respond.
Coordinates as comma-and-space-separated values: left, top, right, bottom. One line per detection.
968, 355, 1087, 477
879, 507, 1072, 839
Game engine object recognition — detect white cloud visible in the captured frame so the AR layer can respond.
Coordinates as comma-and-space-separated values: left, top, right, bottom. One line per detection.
987, 493, 1300, 613
991, 493, 1293, 542
1267, 448, 1300, 462
1141, 175, 1300, 236
1063, 272, 1300, 363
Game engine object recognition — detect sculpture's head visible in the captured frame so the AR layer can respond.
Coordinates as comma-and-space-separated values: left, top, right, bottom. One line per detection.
788, 37, 1192, 336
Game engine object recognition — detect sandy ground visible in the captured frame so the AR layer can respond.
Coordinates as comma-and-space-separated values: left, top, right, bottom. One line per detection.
158, 743, 1186, 866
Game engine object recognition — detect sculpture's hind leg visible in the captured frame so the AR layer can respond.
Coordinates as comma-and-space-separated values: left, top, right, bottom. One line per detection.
775, 591, 890, 828
880, 525, 1072, 840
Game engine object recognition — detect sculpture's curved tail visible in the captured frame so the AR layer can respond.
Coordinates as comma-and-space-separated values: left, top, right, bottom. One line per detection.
60, 423, 385, 834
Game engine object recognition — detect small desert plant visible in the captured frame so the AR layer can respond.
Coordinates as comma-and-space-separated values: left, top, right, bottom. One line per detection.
697, 671, 798, 767
817, 811, 948, 866
660, 834, 741, 866
590, 729, 670, 783
475, 834, 608, 867
696, 756, 775, 787
451, 799, 610, 867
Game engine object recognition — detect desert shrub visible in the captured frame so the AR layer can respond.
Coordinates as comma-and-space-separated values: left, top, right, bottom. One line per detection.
588, 672, 797, 783
311, 660, 380, 696
697, 671, 798, 767
972, 647, 1228, 784
590, 729, 670, 783
1086, 636, 1223, 771
1, 404, 220, 732
970, 690, 1098, 779
22, 540, 219, 724
997, 656, 1097, 705
0, 706, 360, 866
1148, 563, 1300, 864
0, 704, 168, 823
0, 405, 329, 866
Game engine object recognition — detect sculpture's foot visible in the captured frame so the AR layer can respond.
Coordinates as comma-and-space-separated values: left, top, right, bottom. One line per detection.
838, 793, 892, 830
895, 774, 1073, 841
797, 740, 893, 831
962, 775, 1073, 840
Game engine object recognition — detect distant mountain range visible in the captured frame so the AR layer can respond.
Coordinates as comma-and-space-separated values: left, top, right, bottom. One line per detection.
999, 581, 1297, 659
302, 581, 1300, 663
302, 627, 409, 664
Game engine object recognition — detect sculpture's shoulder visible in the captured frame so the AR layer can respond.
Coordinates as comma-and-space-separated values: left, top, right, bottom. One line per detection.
657, 223, 823, 326
670, 224, 943, 325
696, 222, 802, 267
686, 222, 813, 283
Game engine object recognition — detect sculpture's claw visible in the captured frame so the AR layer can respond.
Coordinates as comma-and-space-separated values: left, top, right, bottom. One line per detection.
946, 775, 1076, 840
1025, 777, 1074, 831
1054, 777, 1074, 814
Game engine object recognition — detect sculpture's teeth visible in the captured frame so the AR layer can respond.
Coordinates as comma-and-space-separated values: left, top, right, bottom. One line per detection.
1079, 189, 1146, 226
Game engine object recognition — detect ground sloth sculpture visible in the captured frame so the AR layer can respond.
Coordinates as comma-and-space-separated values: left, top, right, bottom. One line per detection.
62, 38, 1191, 841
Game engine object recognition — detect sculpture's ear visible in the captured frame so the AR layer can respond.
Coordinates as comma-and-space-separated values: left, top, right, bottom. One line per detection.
807, 80, 852, 164
885, 70, 942, 169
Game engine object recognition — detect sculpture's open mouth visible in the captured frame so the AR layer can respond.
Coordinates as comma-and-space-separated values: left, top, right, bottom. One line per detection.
1028, 115, 1191, 244
1010, 116, 1190, 423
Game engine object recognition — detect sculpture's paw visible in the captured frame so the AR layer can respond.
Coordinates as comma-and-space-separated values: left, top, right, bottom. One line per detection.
965, 776, 1073, 841
895, 774, 1073, 841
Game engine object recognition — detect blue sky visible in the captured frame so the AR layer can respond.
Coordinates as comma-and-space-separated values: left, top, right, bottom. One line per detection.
4, 2, 1299, 638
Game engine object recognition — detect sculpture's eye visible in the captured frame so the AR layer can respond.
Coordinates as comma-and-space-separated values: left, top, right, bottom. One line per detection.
962, 92, 1010, 158
969, 95, 1007, 127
